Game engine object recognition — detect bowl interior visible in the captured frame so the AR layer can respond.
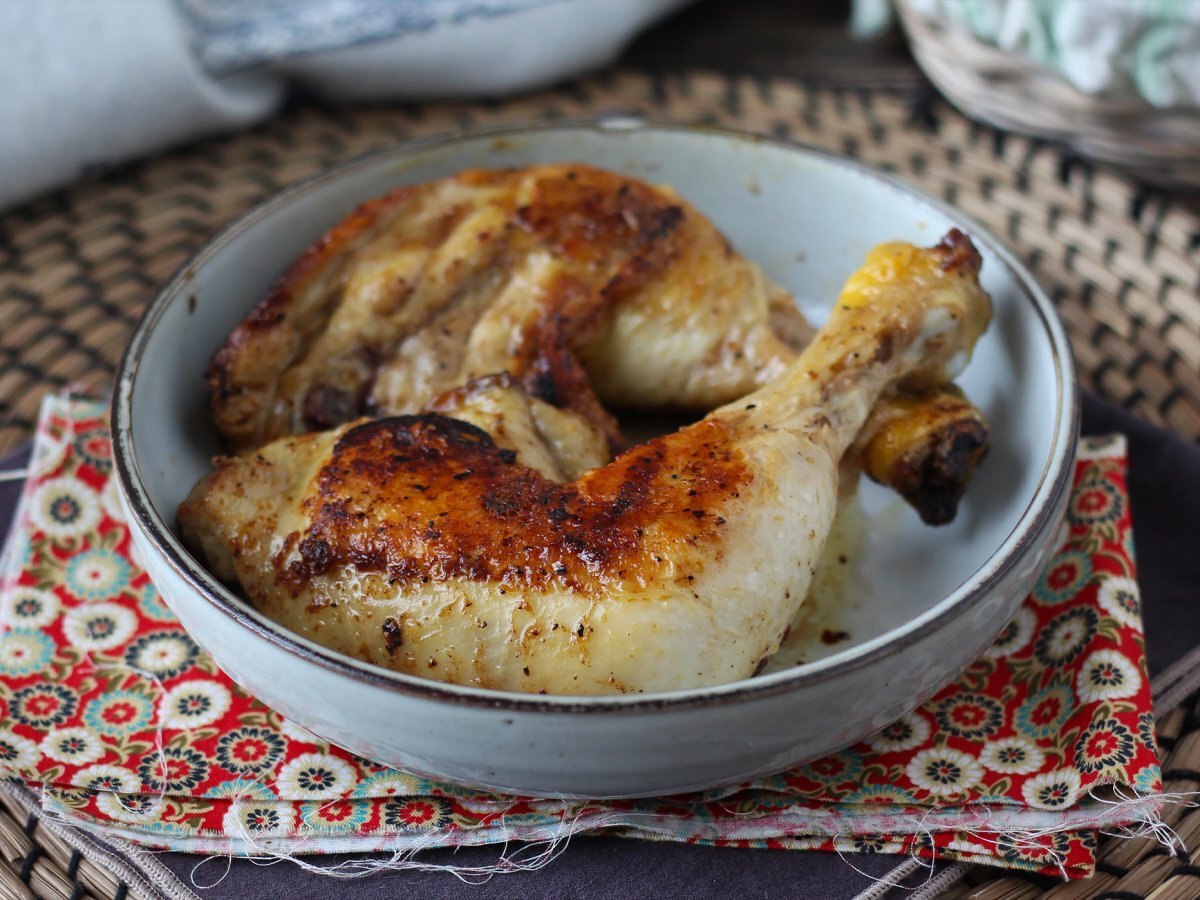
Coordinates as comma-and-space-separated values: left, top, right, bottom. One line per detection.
121, 123, 1069, 692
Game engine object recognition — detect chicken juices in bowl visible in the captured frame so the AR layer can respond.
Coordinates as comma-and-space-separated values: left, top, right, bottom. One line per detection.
113, 123, 1076, 796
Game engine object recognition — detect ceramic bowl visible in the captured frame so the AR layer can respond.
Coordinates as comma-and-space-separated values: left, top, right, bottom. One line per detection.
112, 121, 1078, 799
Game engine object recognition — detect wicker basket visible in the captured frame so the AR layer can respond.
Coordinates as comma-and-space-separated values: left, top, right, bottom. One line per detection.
895, 0, 1200, 190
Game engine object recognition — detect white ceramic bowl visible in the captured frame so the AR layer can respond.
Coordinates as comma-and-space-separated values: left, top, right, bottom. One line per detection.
112, 121, 1078, 799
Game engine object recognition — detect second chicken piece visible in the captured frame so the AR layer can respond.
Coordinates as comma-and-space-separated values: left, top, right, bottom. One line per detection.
208, 165, 988, 523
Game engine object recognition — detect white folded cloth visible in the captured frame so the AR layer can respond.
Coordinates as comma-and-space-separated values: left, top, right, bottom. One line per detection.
0, 0, 686, 211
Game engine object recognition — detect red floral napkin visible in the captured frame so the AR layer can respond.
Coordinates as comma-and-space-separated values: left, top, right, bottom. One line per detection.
0, 395, 1161, 878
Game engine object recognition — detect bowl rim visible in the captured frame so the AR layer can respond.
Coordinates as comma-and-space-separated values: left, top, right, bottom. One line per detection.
112, 118, 1079, 715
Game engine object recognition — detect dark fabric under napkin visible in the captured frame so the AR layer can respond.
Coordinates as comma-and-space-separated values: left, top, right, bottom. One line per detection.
2, 391, 1198, 899
1082, 394, 1200, 677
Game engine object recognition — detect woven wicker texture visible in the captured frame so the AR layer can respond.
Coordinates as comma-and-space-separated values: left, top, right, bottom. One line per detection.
1, 71, 1199, 897
0, 790, 137, 900
894, 0, 1200, 190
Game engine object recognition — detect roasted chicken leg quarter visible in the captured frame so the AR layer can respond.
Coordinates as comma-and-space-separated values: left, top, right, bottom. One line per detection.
179, 232, 992, 695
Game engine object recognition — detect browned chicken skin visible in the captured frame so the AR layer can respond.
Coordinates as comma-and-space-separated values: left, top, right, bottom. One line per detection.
180, 232, 992, 694
208, 165, 987, 523
856, 385, 989, 524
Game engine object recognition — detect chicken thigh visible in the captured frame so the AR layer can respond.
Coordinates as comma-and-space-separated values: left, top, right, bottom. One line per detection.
179, 231, 991, 695
208, 165, 987, 523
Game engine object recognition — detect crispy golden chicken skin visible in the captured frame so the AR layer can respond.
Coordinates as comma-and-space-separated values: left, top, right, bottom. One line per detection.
207, 164, 987, 522
857, 385, 989, 525
208, 164, 793, 452
180, 233, 992, 694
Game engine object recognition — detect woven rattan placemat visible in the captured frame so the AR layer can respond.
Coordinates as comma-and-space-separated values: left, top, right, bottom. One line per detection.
1, 71, 1198, 899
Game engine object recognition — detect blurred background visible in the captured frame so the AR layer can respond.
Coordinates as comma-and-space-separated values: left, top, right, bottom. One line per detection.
4, 0, 1199, 213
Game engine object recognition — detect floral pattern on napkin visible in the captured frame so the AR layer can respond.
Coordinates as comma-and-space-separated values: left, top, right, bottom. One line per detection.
0, 396, 1160, 878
